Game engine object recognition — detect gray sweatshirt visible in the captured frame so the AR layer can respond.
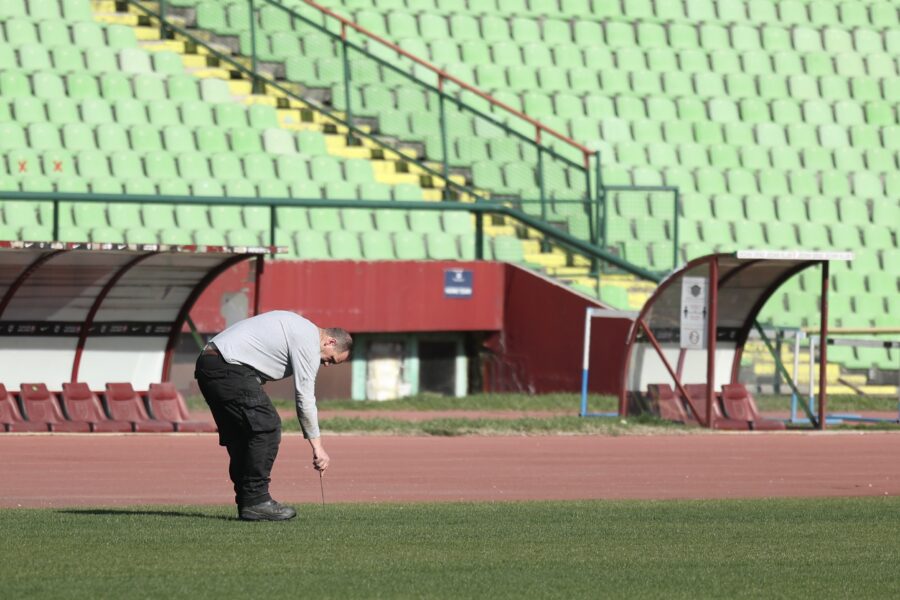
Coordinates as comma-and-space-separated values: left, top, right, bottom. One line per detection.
210, 310, 321, 439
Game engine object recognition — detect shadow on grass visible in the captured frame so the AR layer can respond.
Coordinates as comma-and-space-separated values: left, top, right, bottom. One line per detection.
58, 508, 235, 521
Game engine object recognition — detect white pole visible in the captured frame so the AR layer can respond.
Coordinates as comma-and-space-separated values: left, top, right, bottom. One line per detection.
580, 308, 593, 416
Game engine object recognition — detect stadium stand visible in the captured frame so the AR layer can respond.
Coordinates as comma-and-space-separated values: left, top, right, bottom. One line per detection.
0, 0, 896, 377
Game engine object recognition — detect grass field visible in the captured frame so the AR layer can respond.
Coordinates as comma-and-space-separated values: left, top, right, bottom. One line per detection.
3, 498, 899, 599
185, 393, 900, 435
188, 392, 900, 414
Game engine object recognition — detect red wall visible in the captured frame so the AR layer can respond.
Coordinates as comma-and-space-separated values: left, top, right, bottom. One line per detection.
495, 266, 628, 394
189, 260, 628, 393
191, 260, 504, 333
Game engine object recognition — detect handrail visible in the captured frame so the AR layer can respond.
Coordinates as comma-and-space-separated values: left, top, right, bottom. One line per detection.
124, 0, 487, 203
293, 0, 596, 167
0, 191, 661, 282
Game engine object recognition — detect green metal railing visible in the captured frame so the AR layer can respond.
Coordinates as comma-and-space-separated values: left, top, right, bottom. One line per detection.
0, 191, 662, 281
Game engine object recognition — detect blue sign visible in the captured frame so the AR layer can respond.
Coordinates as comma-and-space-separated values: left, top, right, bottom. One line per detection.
444, 269, 473, 298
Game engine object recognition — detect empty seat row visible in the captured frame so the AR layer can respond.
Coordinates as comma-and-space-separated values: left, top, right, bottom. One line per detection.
0, 381, 215, 433
647, 382, 786, 430
212, 2, 897, 52
0, 69, 232, 103
1, 147, 373, 184
284, 229, 484, 260
0, 98, 289, 131
0, 44, 184, 76
0, 0, 93, 21
0, 19, 135, 49
3, 201, 472, 233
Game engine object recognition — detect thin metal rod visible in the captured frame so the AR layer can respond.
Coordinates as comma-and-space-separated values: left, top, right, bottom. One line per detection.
438, 78, 450, 200
706, 257, 719, 429
474, 212, 483, 260
818, 260, 830, 430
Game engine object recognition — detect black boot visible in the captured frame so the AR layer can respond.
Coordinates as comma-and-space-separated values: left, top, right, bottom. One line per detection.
239, 500, 297, 521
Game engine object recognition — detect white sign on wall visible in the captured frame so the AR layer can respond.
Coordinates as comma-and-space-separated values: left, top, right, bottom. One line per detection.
680, 276, 708, 349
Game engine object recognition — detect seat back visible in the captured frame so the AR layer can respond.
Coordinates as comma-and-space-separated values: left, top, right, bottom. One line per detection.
0, 383, 25, 424
721, 383, 760, 420
683, 383, 724, 418
147, 382, 189, 422
61, 382, 107, 422
647, 383, 688, 422
19, 383, 66, 424
104, 382, 151, 422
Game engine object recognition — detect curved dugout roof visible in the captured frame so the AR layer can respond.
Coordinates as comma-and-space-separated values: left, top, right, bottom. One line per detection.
622, 250, 853, 405
0, 241, 272, 390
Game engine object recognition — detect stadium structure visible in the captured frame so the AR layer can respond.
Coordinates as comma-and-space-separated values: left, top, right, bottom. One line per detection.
0, 0, 897, 429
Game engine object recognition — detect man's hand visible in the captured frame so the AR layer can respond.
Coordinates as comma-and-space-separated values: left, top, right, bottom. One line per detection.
313, 448, 330, 472
309, 437, 330, 472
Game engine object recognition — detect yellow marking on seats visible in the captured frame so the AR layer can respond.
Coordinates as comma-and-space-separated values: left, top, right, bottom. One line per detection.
226, 80, 253, 96
140, 40, 187, 52
240, 95, 277, 107
190, 67, 232, 79
93, 13, 140, 25
90, 0, 119, 12
134, 26, 162, 40
180, 54, 209, 68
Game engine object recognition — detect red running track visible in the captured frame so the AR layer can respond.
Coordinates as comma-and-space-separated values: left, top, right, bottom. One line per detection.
0, 433, 898, 508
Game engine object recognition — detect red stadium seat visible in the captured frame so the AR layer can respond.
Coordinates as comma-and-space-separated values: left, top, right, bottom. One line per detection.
647, 383, 692, 424
683, 384, 751, 430
19, 383, 90, 432
104, 383, 174, 432
0, 383, 49, 432
147, 382, 217, 433
60, 383, 132, 433
721, 384, 787, 431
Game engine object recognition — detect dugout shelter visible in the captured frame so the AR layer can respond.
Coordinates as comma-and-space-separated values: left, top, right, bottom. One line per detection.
601, 251, 853, 430
0, 240, 271, 391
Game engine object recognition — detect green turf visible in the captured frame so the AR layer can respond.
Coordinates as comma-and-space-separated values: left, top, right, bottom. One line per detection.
312, 414, 676, 436
2, 498, 899, 599
186, 393, 898, 416
185, 393, 615, 412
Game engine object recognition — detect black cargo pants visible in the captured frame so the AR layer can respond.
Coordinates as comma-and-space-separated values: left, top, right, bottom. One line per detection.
195, 349, 282, 508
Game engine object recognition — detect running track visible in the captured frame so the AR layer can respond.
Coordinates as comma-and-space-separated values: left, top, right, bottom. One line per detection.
1, 433, 898, 507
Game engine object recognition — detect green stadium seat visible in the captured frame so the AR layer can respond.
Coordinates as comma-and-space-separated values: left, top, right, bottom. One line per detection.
796, 222, 830, 248
240, 153, 275, 183
809, 198, 839, 224
358, 230, 395, 260
323, 230, 360, 260
425, 232, 460, 259
391, 231, 425, 260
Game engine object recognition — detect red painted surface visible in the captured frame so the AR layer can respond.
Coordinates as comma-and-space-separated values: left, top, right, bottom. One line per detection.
191, 260, 504, 333
257, 260, 505, 333
2, 433, 899, 507
495, 266, 626, 394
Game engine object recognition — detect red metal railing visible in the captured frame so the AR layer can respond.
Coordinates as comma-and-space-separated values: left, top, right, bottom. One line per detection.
299, 0, 597, 170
